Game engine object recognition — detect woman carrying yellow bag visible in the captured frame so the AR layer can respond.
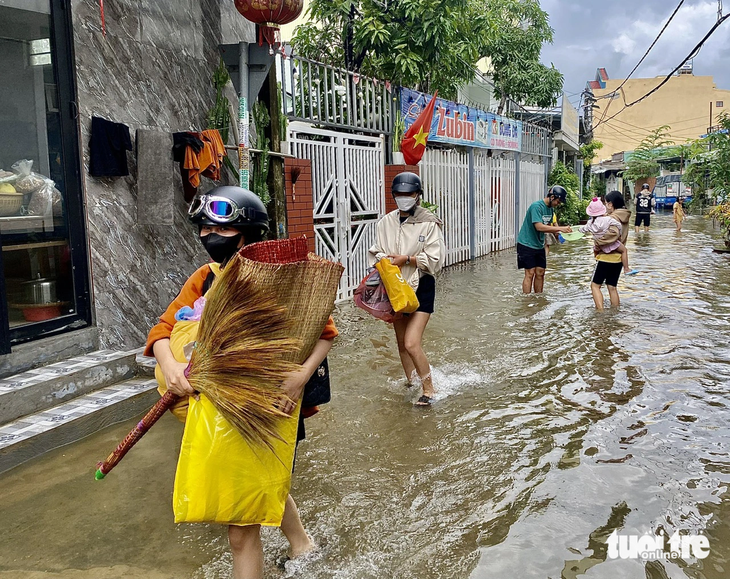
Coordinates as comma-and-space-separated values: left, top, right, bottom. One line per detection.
368, 172, 445, 406
145, 186, 338, 579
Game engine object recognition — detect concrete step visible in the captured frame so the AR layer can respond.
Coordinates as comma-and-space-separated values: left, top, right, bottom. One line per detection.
0, 349, 138, 426
135, 351, 157, 377
0, 377, 160, 474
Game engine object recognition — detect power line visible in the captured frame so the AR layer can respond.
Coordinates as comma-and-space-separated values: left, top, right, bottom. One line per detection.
593, 11, 730, 130
618, 0, 685, 94
610, 114, 709, 133
600, 119, 714, 143
595, 0, 685, 128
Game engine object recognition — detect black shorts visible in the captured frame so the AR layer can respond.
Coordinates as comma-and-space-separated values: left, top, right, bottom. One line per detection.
592, 260, 622, 287
413, 274, 435, 314
635, 214, 650, 227
517, 243, 547, 270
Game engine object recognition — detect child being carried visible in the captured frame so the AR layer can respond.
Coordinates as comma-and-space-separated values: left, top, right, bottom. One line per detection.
580, 197, 632, 274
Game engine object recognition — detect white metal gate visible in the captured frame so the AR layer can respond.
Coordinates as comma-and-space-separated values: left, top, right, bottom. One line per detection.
288, 122, 385, 301
420, 149, 470, 266
483, 153, 517, 253
421, 149, 544, 263
518, 155, 546, 226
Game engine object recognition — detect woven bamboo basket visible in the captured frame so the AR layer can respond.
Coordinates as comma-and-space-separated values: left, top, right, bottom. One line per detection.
186, 237, 344, 447
0, 191, 23, 216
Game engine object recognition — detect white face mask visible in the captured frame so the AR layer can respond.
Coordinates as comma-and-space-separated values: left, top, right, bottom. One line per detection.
395, 196, 418, 212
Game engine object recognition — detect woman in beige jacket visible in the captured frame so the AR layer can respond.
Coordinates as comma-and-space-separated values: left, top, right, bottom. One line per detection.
368, 172, 445, 405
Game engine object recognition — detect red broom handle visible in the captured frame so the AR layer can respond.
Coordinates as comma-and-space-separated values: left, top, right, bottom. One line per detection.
94, 390, 180, 480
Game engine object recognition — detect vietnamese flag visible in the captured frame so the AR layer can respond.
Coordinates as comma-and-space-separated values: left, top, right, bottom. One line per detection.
401, 91, 438, 165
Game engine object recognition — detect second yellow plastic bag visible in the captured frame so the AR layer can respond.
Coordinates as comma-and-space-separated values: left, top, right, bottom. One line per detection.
375, 258, 419, 314
154, 320, 198, 422
173, 394, 300, 526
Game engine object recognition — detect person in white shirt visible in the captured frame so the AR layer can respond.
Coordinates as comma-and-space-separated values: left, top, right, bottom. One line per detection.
368, 172, 445, 406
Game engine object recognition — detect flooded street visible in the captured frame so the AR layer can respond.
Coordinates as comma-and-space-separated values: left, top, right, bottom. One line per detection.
1, 214, 730, 579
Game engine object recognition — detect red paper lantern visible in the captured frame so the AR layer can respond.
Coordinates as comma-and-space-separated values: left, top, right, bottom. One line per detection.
234, 0, 304, 49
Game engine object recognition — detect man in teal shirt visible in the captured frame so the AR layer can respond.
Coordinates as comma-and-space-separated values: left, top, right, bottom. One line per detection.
517, 185, 572, 293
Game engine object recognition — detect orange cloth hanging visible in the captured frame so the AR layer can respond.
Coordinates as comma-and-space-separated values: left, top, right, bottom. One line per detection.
183, 129, 226, 189
200, 129, 226, 182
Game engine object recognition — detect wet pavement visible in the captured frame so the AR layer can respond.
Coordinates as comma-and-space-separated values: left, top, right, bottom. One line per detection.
1, 214, 729, 579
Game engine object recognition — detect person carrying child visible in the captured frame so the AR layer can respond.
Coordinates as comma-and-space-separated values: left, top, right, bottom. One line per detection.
144, 186, 338, 579
586, 191, 633, 310
580, 197, 633, 275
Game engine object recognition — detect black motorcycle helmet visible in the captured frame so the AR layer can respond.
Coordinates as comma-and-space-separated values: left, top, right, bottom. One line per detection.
391, 172, 422, 195
548, 185, 568, 203
188, 186, 269, 242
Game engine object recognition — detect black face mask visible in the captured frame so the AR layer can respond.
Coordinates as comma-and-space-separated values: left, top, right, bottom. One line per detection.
200, 233, 242, 263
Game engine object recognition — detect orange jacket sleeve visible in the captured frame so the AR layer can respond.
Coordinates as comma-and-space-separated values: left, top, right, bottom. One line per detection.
143, 264, 211, 356
144, 264, 338, 355
319, 315, 338, 340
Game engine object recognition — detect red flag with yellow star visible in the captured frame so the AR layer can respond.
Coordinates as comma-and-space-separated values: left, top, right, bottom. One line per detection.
401, 91, 438, 165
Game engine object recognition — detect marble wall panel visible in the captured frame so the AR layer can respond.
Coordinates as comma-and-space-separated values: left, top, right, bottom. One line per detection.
140, 0, 203, 59
70, 0, 255, 349
221, 1, 256, 45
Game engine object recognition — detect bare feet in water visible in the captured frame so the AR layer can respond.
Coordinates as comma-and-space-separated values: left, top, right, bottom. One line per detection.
289, 534, 317, 559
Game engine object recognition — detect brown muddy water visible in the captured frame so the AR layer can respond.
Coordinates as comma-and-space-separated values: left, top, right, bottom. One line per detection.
1, 214, 730, 579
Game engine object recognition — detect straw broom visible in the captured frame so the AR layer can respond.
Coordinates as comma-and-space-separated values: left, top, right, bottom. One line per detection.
95, 237, 343, 477
95, 278, 299, 479
185, 237, 343, 448
185, 263, 302, 447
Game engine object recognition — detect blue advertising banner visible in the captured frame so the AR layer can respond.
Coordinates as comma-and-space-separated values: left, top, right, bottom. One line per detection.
400, 87, 522, 152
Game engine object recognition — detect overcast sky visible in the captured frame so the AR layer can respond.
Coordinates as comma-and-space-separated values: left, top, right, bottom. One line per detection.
540, 0, 730, 108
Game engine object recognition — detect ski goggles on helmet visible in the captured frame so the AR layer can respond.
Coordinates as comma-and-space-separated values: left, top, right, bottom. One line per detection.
188, 195, 265, 225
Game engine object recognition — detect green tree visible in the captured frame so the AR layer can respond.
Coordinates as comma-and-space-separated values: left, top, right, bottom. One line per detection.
697, 113, 730, 203
622, 125, 674, 182
293, 0, 479, 99
292, 0, 562, 105
478, 0, 563, 114
579, 139, 604, 192
548, 161, 586, 225
579, 140, 604, 166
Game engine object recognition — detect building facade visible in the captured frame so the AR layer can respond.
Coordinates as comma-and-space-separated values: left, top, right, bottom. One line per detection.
587, 67, 730, 161
0, 0, 254, 370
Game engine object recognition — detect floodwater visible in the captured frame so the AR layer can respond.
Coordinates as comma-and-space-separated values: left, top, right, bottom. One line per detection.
1, 214, 730, 579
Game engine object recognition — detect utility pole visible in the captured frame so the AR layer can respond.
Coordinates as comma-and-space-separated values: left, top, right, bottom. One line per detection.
263, 65, 287, 239
719, 0, 723, 21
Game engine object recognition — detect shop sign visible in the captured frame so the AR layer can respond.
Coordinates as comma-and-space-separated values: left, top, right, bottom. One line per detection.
400, 88, 522, 151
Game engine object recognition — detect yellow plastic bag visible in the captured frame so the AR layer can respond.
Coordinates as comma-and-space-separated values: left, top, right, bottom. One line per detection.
155, 263, 222, 422
173, 394, 300, 526
154, 320, 199, 422
375, 258, 419, 314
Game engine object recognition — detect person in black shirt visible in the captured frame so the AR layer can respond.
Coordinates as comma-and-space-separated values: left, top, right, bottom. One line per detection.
635, 183, 655, 233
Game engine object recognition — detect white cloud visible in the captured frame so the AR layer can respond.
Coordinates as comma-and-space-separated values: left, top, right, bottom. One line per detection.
540, 0, 730, 95
611, 34, 637, 56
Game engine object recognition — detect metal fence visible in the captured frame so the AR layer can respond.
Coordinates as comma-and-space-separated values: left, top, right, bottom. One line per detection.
421, 149, 546, 265
521, 124, 552, 158
278, 53, 394, 135
287, 122, 385, 301
278, 54, 553, 284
